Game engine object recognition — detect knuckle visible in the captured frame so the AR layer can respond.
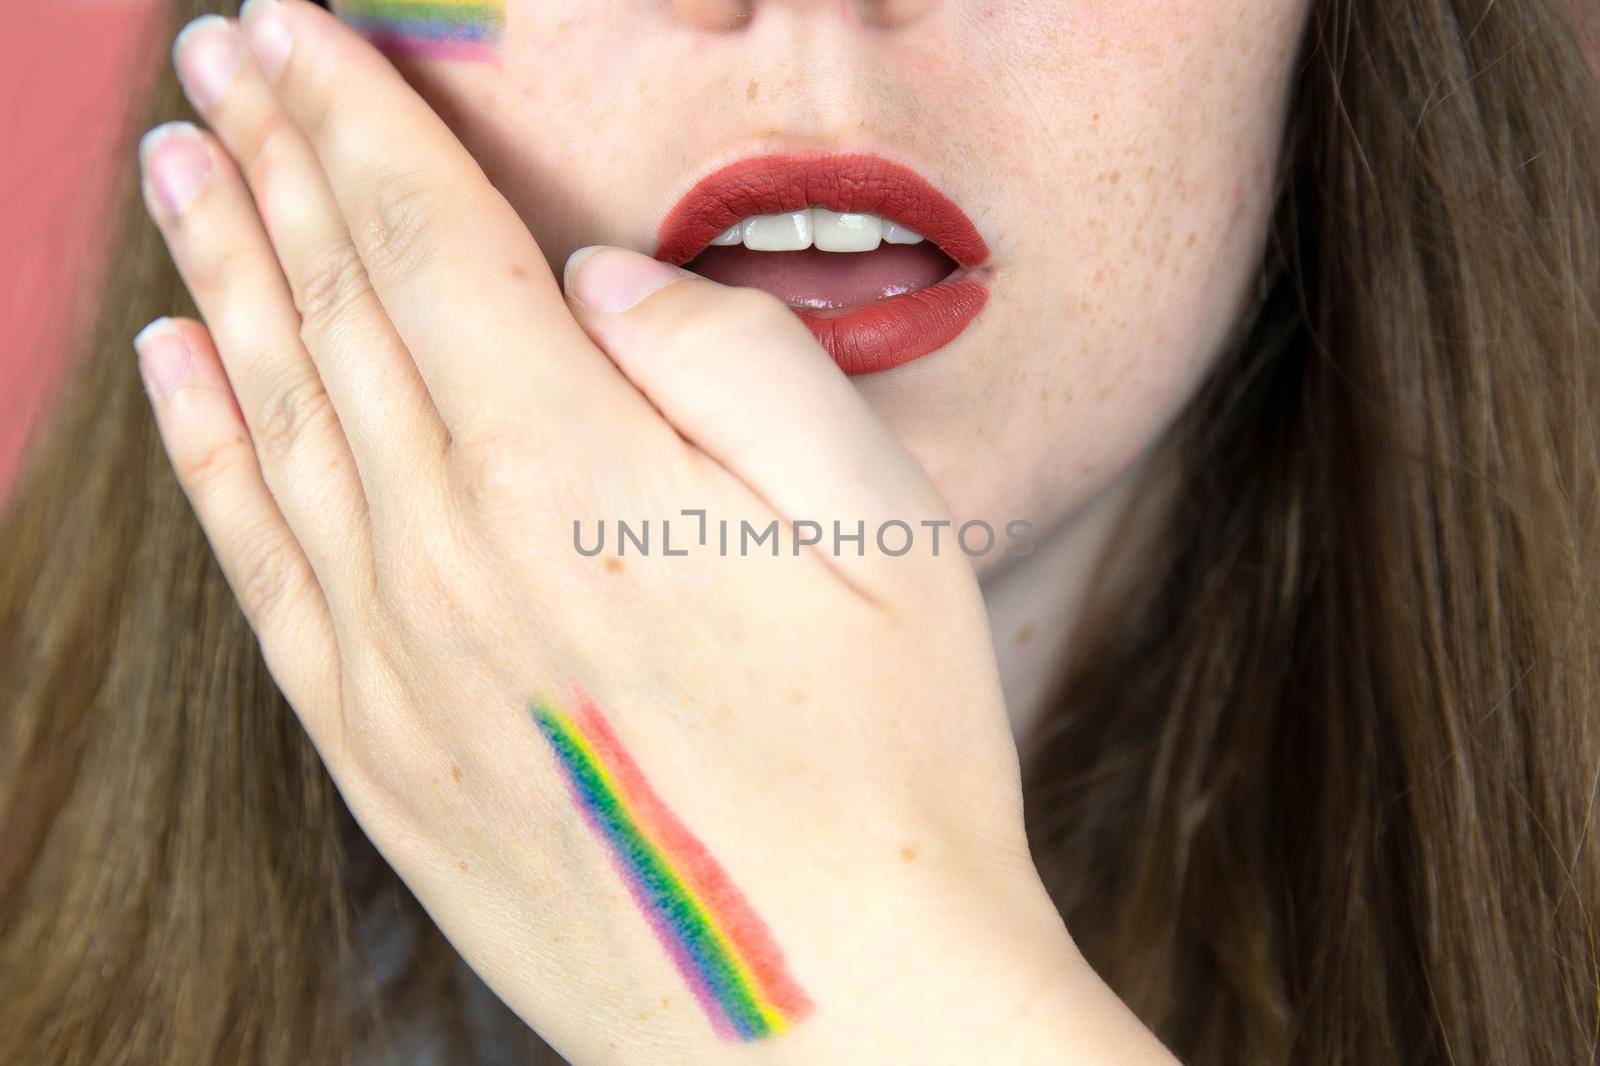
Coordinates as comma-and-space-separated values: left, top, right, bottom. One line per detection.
353, 171, 450, 280
233, 527, 305, 625
448, 422, 541, 513
278, 53, 340, 141
295, 238, 372, 335
253, 367, 335, 466
722, 285, 793, 323
183, 238, 251, 304
175, 431, 255, 498
674, 287, 792, 352
239, 114, 300, 197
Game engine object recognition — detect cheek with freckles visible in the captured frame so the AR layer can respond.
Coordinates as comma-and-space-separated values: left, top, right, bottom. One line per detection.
367, 4, 696, 270
869, 0, 1308, 545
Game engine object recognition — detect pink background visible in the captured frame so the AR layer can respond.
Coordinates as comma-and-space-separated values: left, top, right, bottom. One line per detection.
2, 3, 160, 499
2, 5, 1597, 502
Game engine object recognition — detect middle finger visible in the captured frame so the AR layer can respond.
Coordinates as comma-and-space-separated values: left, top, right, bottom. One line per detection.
173, 13, 450, 510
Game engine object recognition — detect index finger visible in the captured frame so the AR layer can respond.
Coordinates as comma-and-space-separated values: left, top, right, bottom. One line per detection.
237, 0, 631, 443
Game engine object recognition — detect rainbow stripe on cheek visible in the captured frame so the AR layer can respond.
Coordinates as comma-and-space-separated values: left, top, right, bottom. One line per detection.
342, 0, 504, 62
530, 695, 815, 1041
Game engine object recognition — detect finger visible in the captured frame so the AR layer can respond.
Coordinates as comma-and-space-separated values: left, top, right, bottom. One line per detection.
139, 119, 374, 607
171, 13, 449, 505
562, 247, 952, 593
237, 0, 625, 445
134, 316, 344, 746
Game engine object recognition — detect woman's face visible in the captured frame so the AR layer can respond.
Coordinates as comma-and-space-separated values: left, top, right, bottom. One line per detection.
333, 0, 1311, 572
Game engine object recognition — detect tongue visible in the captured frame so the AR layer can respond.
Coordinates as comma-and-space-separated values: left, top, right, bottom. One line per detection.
684, 244, 957, 313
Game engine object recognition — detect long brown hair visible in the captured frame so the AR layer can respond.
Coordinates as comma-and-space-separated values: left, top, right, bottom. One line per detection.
3, 1, 1597, 1062
1027, 1, 1600, 1062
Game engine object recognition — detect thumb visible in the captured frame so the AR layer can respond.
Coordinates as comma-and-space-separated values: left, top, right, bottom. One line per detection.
561, 246, 950, 567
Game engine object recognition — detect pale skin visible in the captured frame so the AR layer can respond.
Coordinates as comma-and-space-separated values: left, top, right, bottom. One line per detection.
136, 0, 1309, 1060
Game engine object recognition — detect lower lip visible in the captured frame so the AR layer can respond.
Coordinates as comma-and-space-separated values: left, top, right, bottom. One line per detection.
789, 274, 988, 376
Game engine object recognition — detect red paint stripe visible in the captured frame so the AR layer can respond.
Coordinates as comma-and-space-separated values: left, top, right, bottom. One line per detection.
572, 692, 815, 1020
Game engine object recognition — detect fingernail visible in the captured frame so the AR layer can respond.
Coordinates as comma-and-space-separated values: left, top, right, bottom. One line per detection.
240, 0, 292, 79
564, 247, 691, 313
139, 122, 212, 216
174, 15, 242, 110
133, 318, 194, 397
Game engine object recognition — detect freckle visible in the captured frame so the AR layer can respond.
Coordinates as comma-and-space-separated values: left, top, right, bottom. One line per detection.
1185, 232, 1197, 248
1108, 169, 1122, 184
787, 689, 807, 706
451, 765, 463, 782
429, 777, 439, 785
746, 77, 759, 101
458, 860, 469, 872
604, 557, 625, 574
509, 264, 527, 279
899, 845, 918, 861
1016, 624, 1035, 647
328, 459, 338, 470
661, 996, 670, 1008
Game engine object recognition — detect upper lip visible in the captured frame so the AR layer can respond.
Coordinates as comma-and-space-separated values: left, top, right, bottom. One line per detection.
653, 151, 990, 269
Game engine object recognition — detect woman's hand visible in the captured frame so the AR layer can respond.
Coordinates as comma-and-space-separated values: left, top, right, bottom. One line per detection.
137, 2, 1172, 1061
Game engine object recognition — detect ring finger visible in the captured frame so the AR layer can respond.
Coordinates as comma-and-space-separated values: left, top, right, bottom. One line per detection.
139, 118, 373, 606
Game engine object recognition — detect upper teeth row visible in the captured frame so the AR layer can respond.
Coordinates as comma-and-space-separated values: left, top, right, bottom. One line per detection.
709, 210, 926, 253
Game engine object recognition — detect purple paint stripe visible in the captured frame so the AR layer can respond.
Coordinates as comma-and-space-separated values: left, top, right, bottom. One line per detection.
551, 771, 739, 1040
362, 32, 500, 61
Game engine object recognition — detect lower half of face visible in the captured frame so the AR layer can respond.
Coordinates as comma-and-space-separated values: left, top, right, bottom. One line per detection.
334, 0, 1311, 570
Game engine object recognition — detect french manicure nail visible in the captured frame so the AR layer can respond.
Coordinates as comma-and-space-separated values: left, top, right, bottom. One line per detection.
133, 318, 194, 397
140, 122, 212, 216
564, 247, 692, 313
240, 0, 292, 79
174, 15, 242, 110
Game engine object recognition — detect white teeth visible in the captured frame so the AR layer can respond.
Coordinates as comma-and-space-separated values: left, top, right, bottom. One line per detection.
882, 220, 925, 245
812, 209, 883, 252
709, 209, 926, 252
743, 211, 812, 251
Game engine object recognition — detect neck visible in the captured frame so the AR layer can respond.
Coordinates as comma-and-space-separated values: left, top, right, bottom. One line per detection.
979, 456, 1154, 751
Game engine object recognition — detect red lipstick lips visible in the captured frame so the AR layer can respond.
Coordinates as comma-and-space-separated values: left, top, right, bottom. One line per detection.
654, 152, 990, 376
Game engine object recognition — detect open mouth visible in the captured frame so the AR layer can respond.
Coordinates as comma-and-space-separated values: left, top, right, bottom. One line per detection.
654, 152, 991, 376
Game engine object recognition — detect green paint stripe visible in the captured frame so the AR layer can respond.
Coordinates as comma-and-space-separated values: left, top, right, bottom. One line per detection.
345, 2, 503, 25
537, 710, 773, 1037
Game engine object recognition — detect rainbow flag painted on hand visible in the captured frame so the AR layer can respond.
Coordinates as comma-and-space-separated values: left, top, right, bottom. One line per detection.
531, 693, 816, 1041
